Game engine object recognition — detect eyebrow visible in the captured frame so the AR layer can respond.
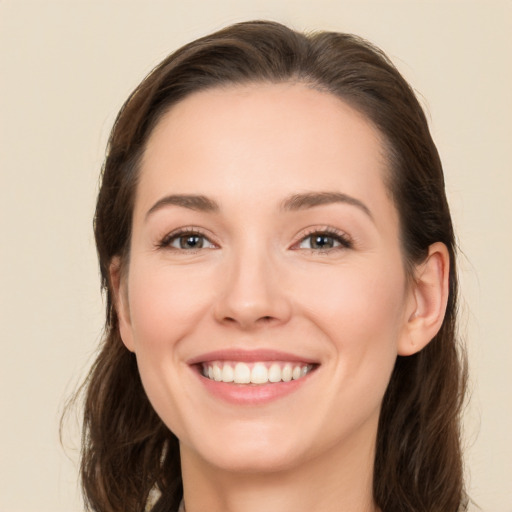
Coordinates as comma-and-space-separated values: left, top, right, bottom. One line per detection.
145, 191, 373, 221
281, 192, 373, 220
145, 194, 219, 220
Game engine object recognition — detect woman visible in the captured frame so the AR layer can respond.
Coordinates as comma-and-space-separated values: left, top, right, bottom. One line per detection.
81, 20, 467, 512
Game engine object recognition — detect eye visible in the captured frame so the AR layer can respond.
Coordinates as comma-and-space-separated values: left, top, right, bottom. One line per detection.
296, 230, 352, 251
158, 229, 217, 251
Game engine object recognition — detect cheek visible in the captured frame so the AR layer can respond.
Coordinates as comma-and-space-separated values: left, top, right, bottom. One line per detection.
297, 258, 406, 337
292, 258, 406, 389
127, 259, 216, 349
124, 259, 217, 436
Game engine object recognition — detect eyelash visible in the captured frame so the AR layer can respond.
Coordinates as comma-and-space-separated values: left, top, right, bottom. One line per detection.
292, 227, 353, 253
156, 226, 353, 253
156, 227, 217, 252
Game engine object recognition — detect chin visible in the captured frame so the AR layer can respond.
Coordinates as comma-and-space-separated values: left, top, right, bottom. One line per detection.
199, 446, 302, 474
181, 420, 310, 474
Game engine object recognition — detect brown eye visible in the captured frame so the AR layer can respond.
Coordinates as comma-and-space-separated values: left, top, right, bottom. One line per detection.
297, 231, 351, 251
176, 234, 205, 249
160, 231, 216, 251
309, 234, 336, 249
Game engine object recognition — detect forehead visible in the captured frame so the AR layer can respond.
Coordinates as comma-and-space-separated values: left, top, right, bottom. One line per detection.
137, 82, 392, 217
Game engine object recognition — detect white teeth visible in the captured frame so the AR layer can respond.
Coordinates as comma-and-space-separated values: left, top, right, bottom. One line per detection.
202, 361, 313, 385
268, 363, 281, 383
251, 363, 268, 384
213, 363, 222, 382
234, 362, 251, 384
221, 364, 234, 383
282, 364, 293, 382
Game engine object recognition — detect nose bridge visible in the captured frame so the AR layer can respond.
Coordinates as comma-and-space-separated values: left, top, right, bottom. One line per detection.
214, 236, 290, 328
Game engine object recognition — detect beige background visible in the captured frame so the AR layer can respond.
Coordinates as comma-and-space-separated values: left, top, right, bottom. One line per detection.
1, 1, 511, 511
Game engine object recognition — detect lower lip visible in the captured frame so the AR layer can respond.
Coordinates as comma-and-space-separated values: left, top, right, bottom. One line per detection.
194, 367, 315, 405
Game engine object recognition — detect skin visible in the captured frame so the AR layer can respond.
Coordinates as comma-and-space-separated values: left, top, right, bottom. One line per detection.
112, 83, 449, 512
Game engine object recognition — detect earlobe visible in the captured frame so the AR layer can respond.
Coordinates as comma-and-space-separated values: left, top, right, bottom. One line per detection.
109, 257, 135, 352
398, 242, 450, 356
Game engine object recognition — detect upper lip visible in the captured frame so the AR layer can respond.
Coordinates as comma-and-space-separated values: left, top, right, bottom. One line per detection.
186, 349, 319, 365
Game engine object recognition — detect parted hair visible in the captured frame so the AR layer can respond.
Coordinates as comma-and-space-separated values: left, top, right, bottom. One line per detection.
79, 20, 467, 512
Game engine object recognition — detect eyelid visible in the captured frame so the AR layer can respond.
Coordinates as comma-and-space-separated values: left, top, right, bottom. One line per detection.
290, 226, 353, 251
156, 226, 219, 250
155, 225, 352, 252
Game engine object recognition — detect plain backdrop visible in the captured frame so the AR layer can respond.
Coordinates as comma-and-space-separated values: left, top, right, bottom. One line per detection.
1, 1, 511, 511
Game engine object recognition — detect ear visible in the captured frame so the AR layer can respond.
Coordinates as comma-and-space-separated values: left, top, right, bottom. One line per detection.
110, 256, 135, 352
398, 242, 450, 356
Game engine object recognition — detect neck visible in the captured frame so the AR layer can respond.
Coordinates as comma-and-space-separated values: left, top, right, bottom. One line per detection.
180, 426, 379, 512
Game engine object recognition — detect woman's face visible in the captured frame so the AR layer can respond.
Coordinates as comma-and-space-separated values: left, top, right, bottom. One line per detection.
116, 83, 417, 472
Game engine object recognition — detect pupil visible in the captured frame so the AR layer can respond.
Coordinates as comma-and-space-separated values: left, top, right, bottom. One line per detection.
180, 235, 203, 249
312, 235, 333, 249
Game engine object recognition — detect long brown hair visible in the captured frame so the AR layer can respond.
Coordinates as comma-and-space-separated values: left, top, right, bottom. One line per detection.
78, 20, 467, 512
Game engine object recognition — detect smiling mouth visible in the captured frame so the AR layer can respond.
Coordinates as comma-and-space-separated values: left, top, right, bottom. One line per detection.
201, 361, 315, 385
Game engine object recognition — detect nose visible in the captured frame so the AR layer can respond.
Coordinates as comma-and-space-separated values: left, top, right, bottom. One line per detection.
213, 248, 292, 330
